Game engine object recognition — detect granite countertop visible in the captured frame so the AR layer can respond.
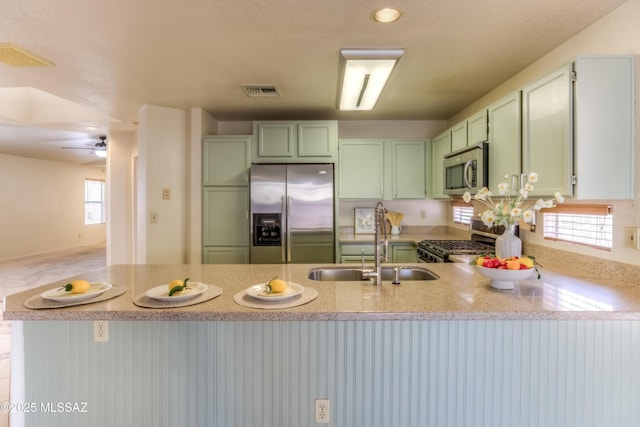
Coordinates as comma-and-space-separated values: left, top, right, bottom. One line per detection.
4, 262, 640, 321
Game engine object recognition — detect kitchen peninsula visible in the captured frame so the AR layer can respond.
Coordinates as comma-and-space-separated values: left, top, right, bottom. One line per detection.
5, 263, 640, 427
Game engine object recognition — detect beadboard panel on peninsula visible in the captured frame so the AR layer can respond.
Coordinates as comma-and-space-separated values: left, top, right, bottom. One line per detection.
19, 319, 640, 427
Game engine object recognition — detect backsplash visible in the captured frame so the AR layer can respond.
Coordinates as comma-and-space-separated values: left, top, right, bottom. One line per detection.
524, 242, 640, 286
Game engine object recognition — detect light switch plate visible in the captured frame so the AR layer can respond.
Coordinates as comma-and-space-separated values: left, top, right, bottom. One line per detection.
624, 227, 640, 250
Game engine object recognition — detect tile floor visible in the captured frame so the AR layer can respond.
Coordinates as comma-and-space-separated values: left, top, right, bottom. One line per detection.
0, 243, 106, 427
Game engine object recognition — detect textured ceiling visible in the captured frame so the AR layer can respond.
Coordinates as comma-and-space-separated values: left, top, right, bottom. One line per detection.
0, 0, 628, 165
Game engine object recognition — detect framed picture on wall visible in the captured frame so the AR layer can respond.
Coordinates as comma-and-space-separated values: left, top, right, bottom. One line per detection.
354, 207, 376, 234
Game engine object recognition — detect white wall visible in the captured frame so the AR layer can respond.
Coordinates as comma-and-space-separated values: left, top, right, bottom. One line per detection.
0, 153, 106, 260
106, 131, 135, 265
136, 105, 188, 264
446, 0, 640, 266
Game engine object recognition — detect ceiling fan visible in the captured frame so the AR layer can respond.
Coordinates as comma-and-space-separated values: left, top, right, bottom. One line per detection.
60, 135, 108, 157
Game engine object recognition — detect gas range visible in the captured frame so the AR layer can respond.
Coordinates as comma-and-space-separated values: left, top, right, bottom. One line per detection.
417, 220, 516, 263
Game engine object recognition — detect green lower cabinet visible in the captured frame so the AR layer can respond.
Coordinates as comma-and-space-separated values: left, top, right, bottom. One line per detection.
339, 243, 375, 263
340, 242, 417, 263
202, 187, 250, 263
203, 247, 250, 264
390, 243, 418, 263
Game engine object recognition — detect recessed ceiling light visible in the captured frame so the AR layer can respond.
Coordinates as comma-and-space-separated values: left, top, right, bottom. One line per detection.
372, 8, 401, 23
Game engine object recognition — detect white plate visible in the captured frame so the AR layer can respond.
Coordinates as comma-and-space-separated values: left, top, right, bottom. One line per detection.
145, 282, 208, 302
246, 282, 304, 301
42, 282, 113, 302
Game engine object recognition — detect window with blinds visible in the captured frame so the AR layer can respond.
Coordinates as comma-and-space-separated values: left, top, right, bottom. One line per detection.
542, 204, 612, 250
85, 179, 105, 225
453, 205, 474, 225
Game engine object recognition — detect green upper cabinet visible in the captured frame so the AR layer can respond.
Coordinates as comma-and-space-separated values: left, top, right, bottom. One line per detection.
202, 136, 251, 186
255, 122, 295, 157
339, 139, 427, 200
450, 120, 468, 152
450, 110, 487, 152
522, 64, 573, 197
297, 122, 336, 157
431, 131, 451, 199
392, 140, 426, 199
467, 109, 488, 145
487, 92, 521, 190
339, 140, 384, 199
572, 55, 634, 199
253, 121, 337, 161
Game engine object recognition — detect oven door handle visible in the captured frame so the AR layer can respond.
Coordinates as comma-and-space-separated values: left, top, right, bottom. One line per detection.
463, 160, 473, 188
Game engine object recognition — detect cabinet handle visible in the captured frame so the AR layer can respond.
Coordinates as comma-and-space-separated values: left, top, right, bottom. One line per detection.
286, 196, 292, 262
510, 174, 519, 191
281, 196, 286, 262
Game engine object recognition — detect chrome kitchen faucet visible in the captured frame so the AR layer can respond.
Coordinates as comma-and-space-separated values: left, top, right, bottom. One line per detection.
361, 201, 388, 285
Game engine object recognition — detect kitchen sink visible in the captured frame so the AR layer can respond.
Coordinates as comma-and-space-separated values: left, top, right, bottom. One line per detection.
307, 266, 439, 281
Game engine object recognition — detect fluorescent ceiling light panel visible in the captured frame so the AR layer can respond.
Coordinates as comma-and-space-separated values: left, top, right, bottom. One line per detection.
338, 48, 404, 111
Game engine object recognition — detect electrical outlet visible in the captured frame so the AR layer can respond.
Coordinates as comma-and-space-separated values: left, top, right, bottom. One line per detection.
420, 209, 427, 220
315, 399, 330, 424
624, 227, 640, 250
150, 212, 158, 223
162, 188, 171, 200
94, 321, 109, 342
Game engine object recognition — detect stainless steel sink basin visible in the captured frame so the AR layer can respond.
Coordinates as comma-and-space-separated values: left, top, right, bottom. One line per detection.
307, 266, 439, 281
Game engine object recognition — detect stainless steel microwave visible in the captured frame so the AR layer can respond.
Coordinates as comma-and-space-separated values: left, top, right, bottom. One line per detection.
443, 142, 488, 195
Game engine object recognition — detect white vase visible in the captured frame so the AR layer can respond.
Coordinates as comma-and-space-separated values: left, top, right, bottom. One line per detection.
391, 225, 401, 235
495, 224, 521, 259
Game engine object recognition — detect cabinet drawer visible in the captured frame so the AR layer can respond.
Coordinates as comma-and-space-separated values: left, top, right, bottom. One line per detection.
341, 255, 375, 263
340, 243, 375, 256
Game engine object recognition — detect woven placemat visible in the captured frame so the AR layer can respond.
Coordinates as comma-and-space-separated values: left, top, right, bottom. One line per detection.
24, 285, 127, 310
233, 286, 318, 309
133, 284, 223, 308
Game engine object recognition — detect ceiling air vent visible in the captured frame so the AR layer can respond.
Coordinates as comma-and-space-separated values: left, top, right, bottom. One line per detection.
241, 84, 281, 97
0, 44, 55, 67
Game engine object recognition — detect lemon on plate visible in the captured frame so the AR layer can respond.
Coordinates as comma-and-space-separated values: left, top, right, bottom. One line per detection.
266, 276, 288, 294
168, 278, 190, 296
62, 279, 91, 294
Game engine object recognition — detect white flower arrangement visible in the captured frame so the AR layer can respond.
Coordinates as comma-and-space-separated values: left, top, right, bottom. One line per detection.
463, 172, 564, 228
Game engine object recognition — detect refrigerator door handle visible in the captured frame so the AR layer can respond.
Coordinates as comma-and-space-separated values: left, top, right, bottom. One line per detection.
280, 196, 286, 262
286, 196, 292, 262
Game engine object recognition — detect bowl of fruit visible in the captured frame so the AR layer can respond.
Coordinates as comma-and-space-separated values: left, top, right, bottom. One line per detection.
471, 255, 537, 290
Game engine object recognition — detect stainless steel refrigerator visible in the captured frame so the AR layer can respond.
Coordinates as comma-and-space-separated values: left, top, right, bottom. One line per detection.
250, 163, 335, 264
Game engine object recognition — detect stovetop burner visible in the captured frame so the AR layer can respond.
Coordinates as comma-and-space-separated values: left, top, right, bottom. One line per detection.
418, 239, 494, 256
417, 219, 508, 262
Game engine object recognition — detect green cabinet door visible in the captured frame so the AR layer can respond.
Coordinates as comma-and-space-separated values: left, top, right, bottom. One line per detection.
202, 136, 250, 186
202, 187, 249, 247
203, 247, 250, 264
297, 122, 336, 157
392, 141, 426, 199
390, 243, 417, 263
467, 109, 488, 145
431, 131, 451, 199
450, 120, 468, 151
339, 140, 384, 199
522, 64, 573, 197
488, 92, 521, 190
256, 122, 295, 157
